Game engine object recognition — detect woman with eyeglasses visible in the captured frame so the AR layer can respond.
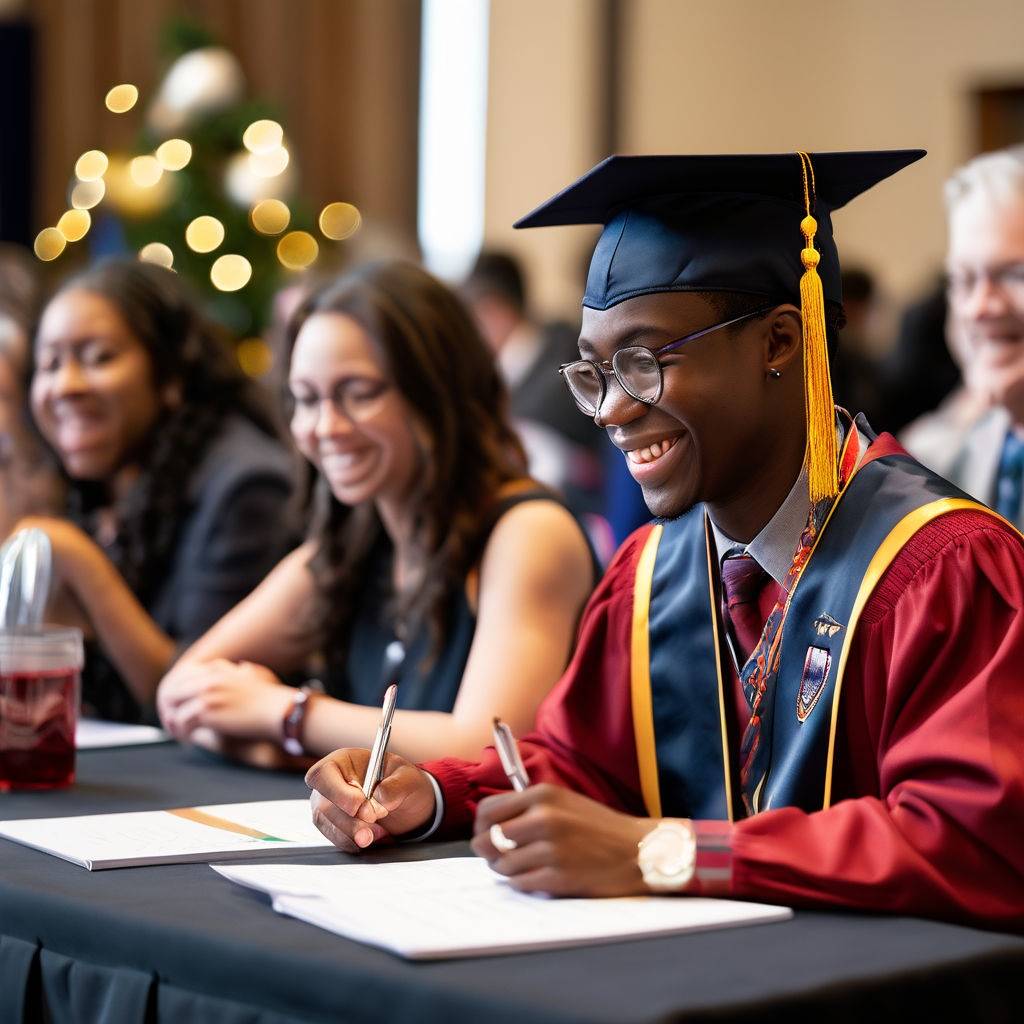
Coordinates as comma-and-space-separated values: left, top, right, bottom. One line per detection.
156, 261, 596, 767
15, 258, 298, 723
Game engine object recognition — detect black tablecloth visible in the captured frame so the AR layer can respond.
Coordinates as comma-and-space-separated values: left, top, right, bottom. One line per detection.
0, 744, 1021, 1024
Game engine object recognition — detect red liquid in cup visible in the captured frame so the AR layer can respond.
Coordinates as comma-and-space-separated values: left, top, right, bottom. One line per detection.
0, 667, 78, 791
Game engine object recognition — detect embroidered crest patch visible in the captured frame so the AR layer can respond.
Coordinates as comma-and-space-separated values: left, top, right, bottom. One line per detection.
797, 645, 832, 722
813, 612, 844, 638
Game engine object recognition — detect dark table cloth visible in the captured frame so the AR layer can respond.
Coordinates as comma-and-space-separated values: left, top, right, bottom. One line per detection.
0, 744, 1021, 1024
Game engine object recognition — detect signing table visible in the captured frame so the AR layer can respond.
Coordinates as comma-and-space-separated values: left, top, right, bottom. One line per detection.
0, 743, 1021, 1024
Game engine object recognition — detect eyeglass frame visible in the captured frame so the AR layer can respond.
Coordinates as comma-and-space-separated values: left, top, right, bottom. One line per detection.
947, 262, 1024, 303
287, 375, 393, 426
558, 305, 774, 416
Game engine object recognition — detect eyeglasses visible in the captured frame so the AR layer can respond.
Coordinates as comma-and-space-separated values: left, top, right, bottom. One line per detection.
948, 263, 1024, 304
559, 307, 772, 417
289, 377, 391, 425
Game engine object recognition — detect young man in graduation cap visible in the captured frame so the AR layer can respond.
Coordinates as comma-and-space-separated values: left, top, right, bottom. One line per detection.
307, 151, 1024, 929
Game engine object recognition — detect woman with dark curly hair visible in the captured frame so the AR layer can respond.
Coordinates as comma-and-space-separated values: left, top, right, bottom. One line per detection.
17, 258, 297, 722
156, 260, 596, 767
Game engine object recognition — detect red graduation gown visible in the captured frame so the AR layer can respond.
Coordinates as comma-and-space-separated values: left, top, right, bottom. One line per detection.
424, 508, 1024, 931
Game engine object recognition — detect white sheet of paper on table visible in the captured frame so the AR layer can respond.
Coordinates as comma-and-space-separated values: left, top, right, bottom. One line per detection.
76, 718, 169, 749
213, 857, 793, 959
0, 799, 333, 869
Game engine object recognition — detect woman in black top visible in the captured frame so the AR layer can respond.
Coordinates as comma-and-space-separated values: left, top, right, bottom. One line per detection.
17, 258, 296, 721
157, 261, 596, 765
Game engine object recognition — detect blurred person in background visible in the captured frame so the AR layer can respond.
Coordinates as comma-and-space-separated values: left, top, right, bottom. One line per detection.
462, 250, 606, 525
0, 244, 63, 534
157, 261, 596, 768
13, 258, 297, 722
901, 146, 1024, 527
829, 267, 885, 427
879, 274, 960, 434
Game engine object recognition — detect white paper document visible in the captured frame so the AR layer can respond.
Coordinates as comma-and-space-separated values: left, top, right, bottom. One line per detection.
213, 857, 792, 959
0, 799, 333, 869
76, 718, 169, 749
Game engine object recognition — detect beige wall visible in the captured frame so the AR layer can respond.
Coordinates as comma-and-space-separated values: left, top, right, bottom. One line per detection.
487, 0, 1024, 320
485, 0, 605, 321
620, 0, 1024, 301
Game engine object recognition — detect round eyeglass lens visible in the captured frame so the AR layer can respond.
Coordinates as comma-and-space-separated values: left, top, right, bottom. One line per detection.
563, 362, 604, 414
613, 346, 663, 404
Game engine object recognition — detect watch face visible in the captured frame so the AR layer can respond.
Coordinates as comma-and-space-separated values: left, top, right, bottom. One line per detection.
639, 822, 696, 889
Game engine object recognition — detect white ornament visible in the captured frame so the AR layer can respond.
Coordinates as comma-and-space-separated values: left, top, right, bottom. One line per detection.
148, 47, 246, 133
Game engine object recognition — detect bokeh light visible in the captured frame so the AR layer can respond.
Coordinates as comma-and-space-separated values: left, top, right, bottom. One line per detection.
105, 83, 139, 113
139, 242, 174, 268
156, 139, 192, 171
319, 202, 362, 240
57, 209, 91, 242
70, 178, 105, 210
34, 228, 66, 262
250, 147, 290, 178
210, 254, 252, 291
185, 215, 225, 253
277, 231, 318, 270
129, 155, 164, 188
236, 337, 273, 378
75, 150, 108, 182
242, 119, 283, 154
250, 199, 290, 235
103, 155, 173, 218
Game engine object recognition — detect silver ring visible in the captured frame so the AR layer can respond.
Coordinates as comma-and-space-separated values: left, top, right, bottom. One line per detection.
489, 822, 518, 852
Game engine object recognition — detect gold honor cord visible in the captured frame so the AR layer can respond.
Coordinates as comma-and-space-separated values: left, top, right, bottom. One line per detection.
630, 525, 664, 819
166, 807, 286, 842
821, 498, 1019, 808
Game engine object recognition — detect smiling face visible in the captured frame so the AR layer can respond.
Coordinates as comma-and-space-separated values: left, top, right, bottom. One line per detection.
579, 291, 802, 526
947, 193, 1024, 414
288, 312, 422, 519
31, 289, 166, 481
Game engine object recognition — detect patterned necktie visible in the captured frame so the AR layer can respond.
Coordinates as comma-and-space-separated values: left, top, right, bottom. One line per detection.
720, 554, 769, 666
996, 431, 1024, 523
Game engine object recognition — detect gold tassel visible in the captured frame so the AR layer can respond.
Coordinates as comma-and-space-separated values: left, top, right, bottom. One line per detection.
797, 152, 838, 505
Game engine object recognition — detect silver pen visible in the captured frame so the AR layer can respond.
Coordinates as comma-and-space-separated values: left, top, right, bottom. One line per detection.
362, 683, 398, 798
492, 717, 530, 792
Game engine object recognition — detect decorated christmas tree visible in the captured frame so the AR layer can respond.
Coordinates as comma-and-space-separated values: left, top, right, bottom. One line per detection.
35, 18, 361, 361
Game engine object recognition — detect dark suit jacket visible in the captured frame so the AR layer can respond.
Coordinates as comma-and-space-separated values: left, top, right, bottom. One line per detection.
83, 415, 298, 722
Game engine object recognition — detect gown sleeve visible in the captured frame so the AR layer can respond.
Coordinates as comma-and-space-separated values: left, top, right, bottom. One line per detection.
424, 527, 653, 836
724, 511, 1024, 930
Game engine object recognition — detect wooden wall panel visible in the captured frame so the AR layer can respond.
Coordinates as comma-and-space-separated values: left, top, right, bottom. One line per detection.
24, 0, 420, 242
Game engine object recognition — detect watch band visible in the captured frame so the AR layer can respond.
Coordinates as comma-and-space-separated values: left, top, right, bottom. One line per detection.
281, 684, 318, 756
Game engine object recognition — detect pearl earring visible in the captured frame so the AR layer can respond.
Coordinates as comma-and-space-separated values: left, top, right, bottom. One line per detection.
768, 368, 782, 379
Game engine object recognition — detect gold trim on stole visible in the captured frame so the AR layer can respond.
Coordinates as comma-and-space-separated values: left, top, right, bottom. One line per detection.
822, 497, 1013, 808
630, 525, 664, 818
704, 516, 735, 823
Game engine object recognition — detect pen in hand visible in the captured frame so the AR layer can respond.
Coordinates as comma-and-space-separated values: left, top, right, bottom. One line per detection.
361, 683, 398, 799
492, 717, 530, 792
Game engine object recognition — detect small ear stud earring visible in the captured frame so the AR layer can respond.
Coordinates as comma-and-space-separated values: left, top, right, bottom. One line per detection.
768, 368, 782, 379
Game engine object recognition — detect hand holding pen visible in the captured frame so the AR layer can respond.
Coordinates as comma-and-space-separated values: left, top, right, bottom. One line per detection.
306, 683, 438, 852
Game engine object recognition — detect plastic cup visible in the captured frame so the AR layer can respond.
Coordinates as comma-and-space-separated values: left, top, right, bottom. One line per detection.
0, 626, 84, 791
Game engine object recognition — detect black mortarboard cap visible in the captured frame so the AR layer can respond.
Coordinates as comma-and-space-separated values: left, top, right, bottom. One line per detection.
513, 150, 925, 310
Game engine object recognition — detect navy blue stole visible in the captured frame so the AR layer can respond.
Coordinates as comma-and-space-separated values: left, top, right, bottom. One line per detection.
630, 440, 992, 821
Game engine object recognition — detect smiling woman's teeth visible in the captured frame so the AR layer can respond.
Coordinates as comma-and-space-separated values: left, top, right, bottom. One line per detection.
627, 437, 679, 465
